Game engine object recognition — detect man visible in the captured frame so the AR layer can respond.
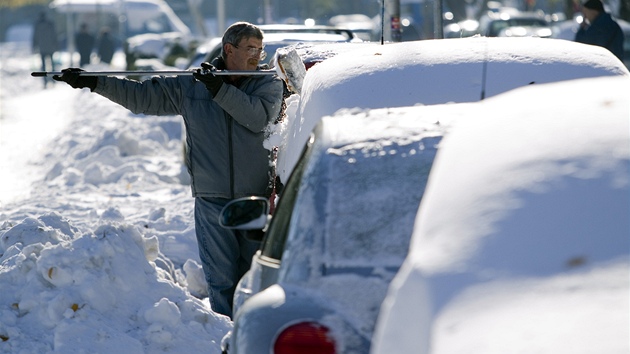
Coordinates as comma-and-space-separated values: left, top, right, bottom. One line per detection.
32, 12, 59, 88
96, 27, 115, 64
575, 0, 625, 61
53, 22, 284, 318
76, 23, 95, 66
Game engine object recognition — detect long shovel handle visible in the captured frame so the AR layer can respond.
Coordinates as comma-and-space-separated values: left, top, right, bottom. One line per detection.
31, 48, 306, 93
31, 69, 278, 77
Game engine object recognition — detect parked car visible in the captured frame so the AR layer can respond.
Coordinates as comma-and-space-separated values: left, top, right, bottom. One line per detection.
496, 25, 553, 38
186, 25, 361, 69
371, 76, 630, 354
478, 10, 551, 37
220, 106, 462, 354
276, 36, 629, 184
258, 24, 360, 41
50, 0, 192, 63
443, 19, 480, 38
219, 37, 628, 354
329, 14, 375, 41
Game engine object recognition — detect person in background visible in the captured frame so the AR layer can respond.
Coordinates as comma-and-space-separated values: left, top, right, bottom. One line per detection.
76, 23, 95, 66
32, 11, 58, 88
52, 22, 284, 319
575, 0, 625, 61
97, 27, 115, 64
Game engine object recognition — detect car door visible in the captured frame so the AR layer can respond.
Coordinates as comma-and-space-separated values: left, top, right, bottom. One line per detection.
232, 134, 316, 313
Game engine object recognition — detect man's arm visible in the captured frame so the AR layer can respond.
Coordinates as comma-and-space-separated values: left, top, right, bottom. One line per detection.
94, 75, 188, 116
213, 76, 284, 133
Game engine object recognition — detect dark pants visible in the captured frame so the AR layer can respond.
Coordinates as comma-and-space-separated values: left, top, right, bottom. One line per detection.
40, 52, 55, 87
194, 197, 260, 318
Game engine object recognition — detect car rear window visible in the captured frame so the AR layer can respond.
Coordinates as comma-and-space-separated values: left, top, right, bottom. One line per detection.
320, 136, 442, 268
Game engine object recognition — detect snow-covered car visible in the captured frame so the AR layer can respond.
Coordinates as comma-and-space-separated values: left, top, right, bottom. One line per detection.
370, 76, 630, 354
219, 106, 462, 354
276, 36, 629, 184
218, 36, 628, 354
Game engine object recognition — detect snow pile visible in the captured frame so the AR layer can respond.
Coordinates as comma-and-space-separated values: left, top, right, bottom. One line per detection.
0, 217, 229, 353
0, 41, 230, 353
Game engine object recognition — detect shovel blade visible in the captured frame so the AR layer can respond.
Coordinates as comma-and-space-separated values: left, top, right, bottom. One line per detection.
275, 47, 306, 95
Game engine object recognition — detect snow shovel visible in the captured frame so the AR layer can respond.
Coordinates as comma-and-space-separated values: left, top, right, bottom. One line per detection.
31, 47, 306, 94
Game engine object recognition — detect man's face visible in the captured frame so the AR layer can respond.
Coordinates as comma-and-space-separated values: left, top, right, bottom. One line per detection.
224, 36, 264, 72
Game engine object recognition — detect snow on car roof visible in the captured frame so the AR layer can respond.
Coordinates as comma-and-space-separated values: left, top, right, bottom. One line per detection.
273, 37, 629, 184
412, 75, 630, 272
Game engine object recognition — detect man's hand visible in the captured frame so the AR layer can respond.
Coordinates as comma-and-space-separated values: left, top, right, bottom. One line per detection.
193, 62, 224, 96
53, 68, 97, 90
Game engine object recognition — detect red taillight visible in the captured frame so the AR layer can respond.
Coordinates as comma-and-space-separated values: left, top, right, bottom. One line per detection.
273, 322, 335, 354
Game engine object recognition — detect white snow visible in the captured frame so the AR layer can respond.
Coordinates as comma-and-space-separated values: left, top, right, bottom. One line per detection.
274, 37, 629, 183
370, 76, 630, 353
1, 33, 629, 353
0, 42, 230, 353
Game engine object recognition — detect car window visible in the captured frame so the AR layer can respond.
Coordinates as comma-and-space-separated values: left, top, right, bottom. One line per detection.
279, 134, 443, 277
321, 136, 442, 269
259, 134, 315, 262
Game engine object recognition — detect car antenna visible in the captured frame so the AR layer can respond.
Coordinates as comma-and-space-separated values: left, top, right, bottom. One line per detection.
480, 40, 488, 100
380, 0, 385, 45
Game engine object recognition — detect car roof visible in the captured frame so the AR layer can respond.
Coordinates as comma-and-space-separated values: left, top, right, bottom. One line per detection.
371, 75, 630, 353
258, 24, 358, 40
275, 37, 629, 183
263, 32, 354, 43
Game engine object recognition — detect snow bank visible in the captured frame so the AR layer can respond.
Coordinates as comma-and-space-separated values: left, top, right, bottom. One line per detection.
0, 41, 230, 353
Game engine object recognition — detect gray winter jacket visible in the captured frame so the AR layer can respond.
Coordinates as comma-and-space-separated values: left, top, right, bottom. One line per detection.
93, 68, 284, 199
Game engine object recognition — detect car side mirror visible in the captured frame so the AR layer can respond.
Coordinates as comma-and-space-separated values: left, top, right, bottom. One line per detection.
219, 197, 270, 230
